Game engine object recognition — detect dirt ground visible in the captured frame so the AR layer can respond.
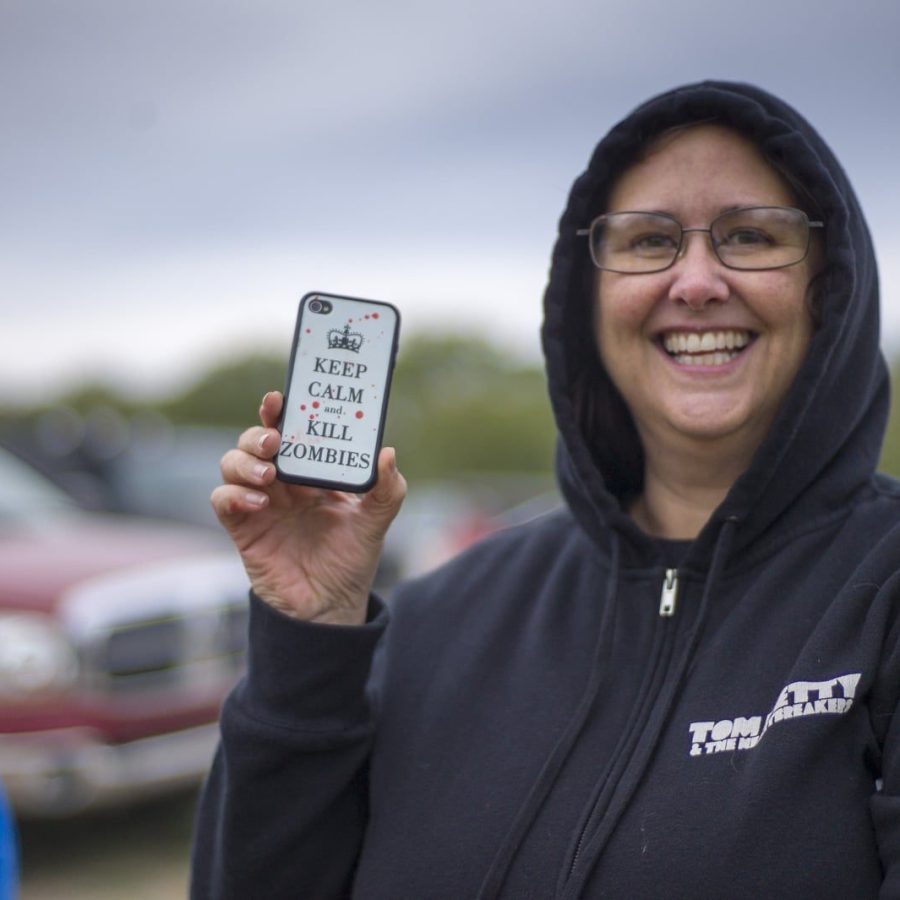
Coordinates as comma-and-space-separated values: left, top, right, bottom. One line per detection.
17, 789, 198, 900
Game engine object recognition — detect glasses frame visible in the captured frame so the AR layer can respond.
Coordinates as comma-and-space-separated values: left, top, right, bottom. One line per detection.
576, 206, 825, 274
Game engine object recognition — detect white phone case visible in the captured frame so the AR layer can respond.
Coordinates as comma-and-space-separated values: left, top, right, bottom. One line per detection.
275, 292, 400, 491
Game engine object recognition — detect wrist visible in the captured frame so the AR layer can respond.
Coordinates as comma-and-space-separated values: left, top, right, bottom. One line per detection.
308, 603, 368, 627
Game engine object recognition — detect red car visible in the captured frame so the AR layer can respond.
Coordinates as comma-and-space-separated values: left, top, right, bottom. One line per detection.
0, 447, 247, 816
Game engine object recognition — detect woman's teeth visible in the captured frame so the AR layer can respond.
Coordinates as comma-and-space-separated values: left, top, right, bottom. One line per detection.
662, 330, 751, 366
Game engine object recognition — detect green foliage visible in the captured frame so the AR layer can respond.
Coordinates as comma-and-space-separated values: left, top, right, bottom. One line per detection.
9, 335, 900, 484
49, 385, 143, 417
0, 334, 557, 484
879, 362, 900, 477
159, 354, 285, 426
155, 334, 556, 480
384, 335, 555, 480
0, 384, 143, 423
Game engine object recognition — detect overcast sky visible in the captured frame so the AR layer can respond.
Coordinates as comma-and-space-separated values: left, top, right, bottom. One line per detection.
2, 0, 899, 404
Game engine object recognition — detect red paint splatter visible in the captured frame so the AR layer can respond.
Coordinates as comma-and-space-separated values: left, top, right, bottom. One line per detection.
372, 312, 379, 319
312, 401, 320, 409
355, 410, 364, 419
309, 414, 315, 420
305, 328, 311, 333
300, 404, 306, 411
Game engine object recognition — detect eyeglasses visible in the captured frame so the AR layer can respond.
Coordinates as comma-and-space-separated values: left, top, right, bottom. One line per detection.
577, 206, 824, 274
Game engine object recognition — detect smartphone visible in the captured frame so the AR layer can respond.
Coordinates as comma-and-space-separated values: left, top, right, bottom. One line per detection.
275, 291, 400, 491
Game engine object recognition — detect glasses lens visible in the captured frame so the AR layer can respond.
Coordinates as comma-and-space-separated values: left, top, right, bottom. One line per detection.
592, 213, 681, 273
711, 207, 810, 270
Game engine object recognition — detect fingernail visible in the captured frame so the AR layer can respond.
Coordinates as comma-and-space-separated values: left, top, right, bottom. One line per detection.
254, 463, 270, 481
257, 433, 269, 450
245, 492, 268, 506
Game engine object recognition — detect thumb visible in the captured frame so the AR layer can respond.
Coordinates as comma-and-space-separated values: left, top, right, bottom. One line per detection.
362, 447, 407, 525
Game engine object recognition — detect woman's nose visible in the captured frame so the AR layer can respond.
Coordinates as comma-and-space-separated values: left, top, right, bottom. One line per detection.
667, 230, 730, 309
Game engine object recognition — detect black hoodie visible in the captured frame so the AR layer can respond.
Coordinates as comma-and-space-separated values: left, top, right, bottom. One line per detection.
191, 82, 900, 899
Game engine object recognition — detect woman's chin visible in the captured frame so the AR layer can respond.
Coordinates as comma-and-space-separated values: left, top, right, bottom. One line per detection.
650, 401, 775, 449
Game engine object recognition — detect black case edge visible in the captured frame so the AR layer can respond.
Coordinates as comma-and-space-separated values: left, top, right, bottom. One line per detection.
273, 290, 401, 493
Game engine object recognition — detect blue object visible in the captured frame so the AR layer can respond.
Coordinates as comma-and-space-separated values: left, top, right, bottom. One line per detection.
0, 781, 17, 900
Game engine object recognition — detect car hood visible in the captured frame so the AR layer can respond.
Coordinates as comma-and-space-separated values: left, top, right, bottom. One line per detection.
0, 511, 231, 613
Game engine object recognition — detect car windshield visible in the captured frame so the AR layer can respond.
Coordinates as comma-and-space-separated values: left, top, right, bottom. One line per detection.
0, 448, 80, 522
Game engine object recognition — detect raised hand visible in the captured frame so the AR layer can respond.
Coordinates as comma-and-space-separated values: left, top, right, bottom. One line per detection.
212, 391, 407, 625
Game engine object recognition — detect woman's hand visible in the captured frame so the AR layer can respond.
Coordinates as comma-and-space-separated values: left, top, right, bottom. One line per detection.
211, 391, 407, 626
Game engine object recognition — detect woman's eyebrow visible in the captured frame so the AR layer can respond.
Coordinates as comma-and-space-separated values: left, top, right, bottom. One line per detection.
608, 204, 745, 217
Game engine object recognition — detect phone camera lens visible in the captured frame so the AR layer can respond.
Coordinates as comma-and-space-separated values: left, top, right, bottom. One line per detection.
308, 299, 324, 313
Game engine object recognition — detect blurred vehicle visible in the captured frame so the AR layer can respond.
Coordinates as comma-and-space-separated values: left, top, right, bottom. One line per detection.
104, 423, 233, 531
9, 408, 561, 591
6, 410, 231, 530
380, 477, 560, 587
0, 446, 248, 817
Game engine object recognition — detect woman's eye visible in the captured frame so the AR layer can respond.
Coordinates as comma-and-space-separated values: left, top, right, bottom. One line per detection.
631, 232, 677, 252
722, 228, 772, 246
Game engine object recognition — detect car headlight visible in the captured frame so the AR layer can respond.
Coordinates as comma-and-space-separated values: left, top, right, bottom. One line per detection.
0, 613, 79, 698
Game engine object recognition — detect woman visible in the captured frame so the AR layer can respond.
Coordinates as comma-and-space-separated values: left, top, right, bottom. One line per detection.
192, 81, 900, 898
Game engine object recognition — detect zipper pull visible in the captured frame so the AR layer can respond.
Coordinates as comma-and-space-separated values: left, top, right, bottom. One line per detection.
659, 568, 678, 617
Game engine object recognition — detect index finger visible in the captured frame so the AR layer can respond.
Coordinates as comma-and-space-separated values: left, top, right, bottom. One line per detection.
259, 391, 284, 429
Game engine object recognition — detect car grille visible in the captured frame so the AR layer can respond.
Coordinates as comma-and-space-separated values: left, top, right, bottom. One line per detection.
80, 603, 248, 693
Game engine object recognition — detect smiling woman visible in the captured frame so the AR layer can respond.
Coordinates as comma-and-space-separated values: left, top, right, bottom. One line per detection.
192, 82, 900, 899
594, 125, 820, 537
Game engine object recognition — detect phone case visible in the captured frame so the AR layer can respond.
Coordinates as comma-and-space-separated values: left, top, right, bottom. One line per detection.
275, 292, 400, 491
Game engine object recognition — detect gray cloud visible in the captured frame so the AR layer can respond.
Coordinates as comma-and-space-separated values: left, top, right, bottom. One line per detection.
2, 0, 898, 397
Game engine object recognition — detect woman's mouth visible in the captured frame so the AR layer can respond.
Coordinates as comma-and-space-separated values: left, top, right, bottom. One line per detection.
661, 329, 754, 367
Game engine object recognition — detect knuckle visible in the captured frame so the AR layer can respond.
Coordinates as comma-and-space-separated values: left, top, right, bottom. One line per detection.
239, 425, 263, 449
209, 487, 229, 517
219, 448, 236, 478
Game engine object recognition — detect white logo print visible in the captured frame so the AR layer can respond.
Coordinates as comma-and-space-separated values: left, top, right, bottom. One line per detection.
688, 672, 861, 757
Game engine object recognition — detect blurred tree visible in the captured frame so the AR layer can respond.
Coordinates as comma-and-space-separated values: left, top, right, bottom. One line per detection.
7, 338, 900, 484
157, 335, 556, 480
879, 362, 900, 477
0, 335, 557, 485
42, 385, 143, 418
10, 334, 900, 488
160, 354, 284, 426
384, 335, 555, 481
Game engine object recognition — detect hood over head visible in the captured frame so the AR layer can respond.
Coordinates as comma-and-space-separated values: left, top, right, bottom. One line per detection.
541, 80, 886, 566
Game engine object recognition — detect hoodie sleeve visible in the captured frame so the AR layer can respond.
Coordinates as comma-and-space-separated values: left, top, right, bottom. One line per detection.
190, 591, 388, 900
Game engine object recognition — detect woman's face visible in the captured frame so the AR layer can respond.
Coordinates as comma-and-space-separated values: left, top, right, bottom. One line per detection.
595, 125, 819, 460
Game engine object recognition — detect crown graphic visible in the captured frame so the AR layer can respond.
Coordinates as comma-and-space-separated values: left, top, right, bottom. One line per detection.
327, 324, 363, 353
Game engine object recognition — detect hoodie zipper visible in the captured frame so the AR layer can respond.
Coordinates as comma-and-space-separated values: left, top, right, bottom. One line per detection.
659, 568, 679, 616
559, 521, 738, 900
564, 567, 680, 887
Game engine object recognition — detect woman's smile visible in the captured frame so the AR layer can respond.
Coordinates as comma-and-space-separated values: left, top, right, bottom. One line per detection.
659, 329, 754, 367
